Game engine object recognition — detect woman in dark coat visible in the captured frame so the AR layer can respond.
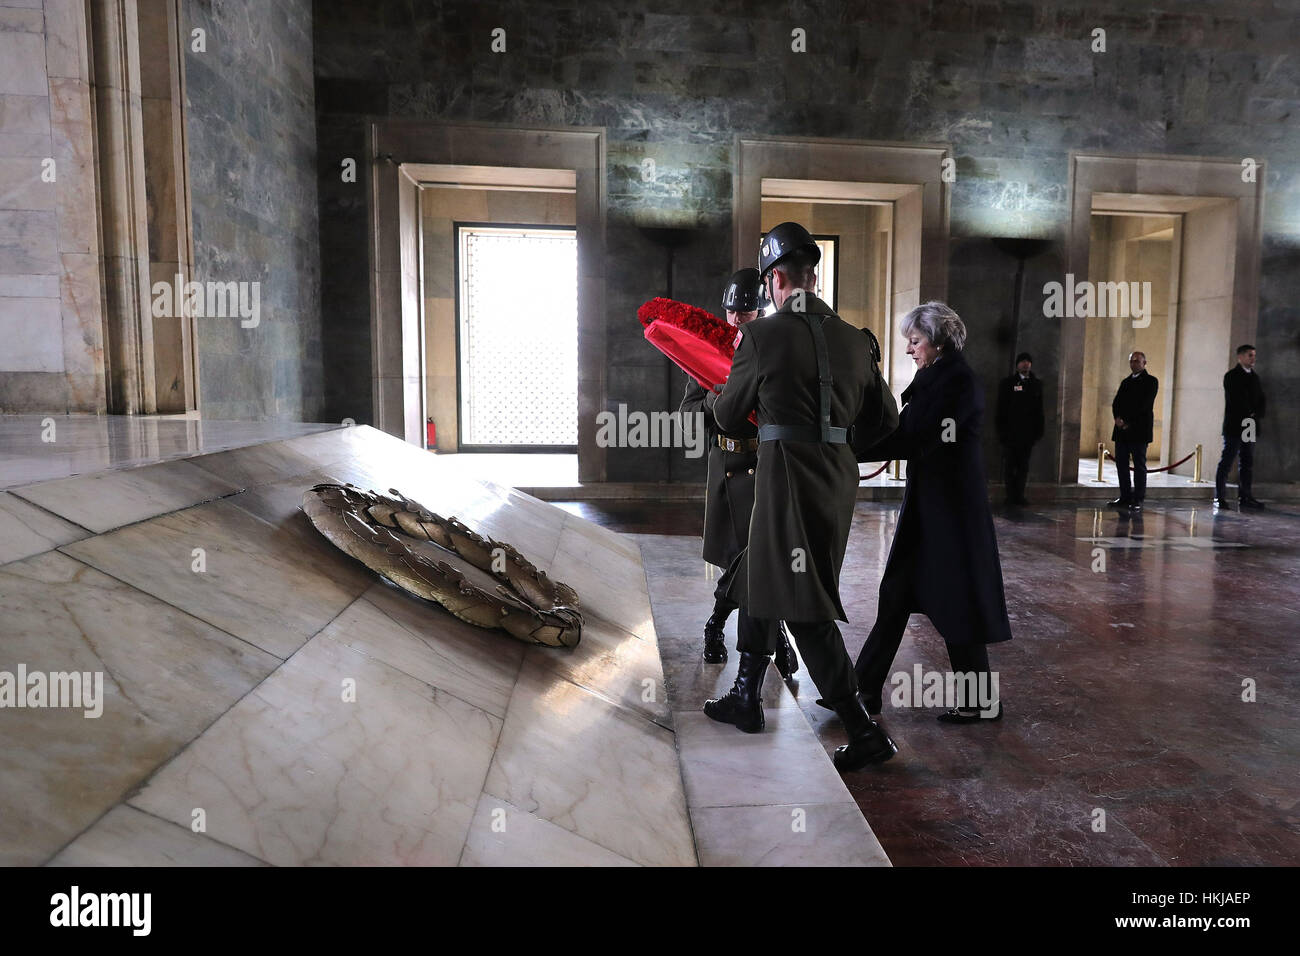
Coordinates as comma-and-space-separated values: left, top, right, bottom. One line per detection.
854, 301, 1012, 722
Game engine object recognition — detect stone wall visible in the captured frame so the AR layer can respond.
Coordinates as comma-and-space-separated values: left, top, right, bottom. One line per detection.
313, 0, 1300, 482
183, 0, 322, 421
0, 0, 102, 414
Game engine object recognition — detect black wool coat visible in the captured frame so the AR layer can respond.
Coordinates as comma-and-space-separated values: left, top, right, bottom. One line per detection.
862, 350, 1014, 646
714, 294, 884, 623
995, 372, 1044, 447
1221, 365, 1265, 437
679, 378, 758, 568
1111, 370, 1159, 444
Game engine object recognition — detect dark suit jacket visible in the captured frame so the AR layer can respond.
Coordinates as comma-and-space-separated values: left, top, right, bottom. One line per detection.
713, 293, 884, 623
862, 352, 1013, 646
1111, 370, 1159, 444
679, 379, 758, 568
995, 372, 1044, 447
1222, 365, 1265, 437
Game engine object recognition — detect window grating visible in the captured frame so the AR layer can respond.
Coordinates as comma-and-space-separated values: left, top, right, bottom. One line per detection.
457, 225, 578, 447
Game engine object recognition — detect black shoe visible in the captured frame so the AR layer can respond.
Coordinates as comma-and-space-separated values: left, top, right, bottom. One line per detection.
831, 694, 897, 771
1240, 496, 1266, 509
937, 700, 1004, 723
703, 651, 768, 733
1213, 497, 1230, 509
1107, 497, 1132, 509
773, 622, 799, 679
701, 608, 729, 664
1130, 500, 1143, 513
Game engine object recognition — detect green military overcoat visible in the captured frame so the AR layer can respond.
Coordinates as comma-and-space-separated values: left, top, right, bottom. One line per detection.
713, 293, 882, 623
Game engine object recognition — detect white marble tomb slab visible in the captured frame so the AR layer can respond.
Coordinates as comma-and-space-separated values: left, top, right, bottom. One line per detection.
0, 490, 86, 565
48, 804, 268, 867
315, 582, 524, 720
62, 497, 374, 659
187, 440, 325, 489
673, 706, 855, 810
295, 435, 568, 574
129, 631, 503, 866
13, 458, 242, 533
690, 802, 890, 867
525, 614, 670, 727
484, 657, 696, 867
0, 551, 280, 865
551, 516, 656, 643
459, 792, 639, 867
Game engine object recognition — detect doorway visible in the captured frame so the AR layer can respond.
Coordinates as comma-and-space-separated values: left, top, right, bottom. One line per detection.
453, 223, 577, 450
368, 123, 606, 480
733, 137, 951, 407
1058, 153, 1264, 484
1080, 211, 1182, 471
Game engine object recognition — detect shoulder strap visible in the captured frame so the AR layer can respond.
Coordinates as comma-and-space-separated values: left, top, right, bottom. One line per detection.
756, 311, 847, 444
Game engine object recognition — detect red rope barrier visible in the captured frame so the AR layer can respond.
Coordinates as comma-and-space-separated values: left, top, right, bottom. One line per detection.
859, 461, 892, 481
1102, 448, 1197, 474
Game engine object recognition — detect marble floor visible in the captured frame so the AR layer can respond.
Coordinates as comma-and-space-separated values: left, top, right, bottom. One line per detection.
0, 415, 337, 489
614, 500, 1300, 866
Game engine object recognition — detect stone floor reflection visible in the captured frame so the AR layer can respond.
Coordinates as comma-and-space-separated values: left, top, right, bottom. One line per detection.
582, 499, 1300, 866
0, 415, 337, 489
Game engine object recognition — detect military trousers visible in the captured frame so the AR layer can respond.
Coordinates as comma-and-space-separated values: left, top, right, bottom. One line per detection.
737, 608, 856, 707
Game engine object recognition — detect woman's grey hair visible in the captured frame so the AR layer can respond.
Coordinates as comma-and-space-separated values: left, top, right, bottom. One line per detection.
900, 301, 967, 353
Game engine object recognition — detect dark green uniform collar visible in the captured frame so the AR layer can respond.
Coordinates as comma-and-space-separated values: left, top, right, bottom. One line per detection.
774, 291, 836, 316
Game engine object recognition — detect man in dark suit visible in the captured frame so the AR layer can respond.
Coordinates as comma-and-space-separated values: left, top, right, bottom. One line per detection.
1215, 344, 1266, 510
706, 221, 895, 772
1108, 351, 1159, 513
995, 351, 1044, 506
679, 269, 798, 675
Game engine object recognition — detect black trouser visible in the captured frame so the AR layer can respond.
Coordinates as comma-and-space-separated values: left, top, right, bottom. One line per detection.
1001, 442, 1032, 501
1114, 440, 1148, 503
713, 558, 739, 610
1214, 432, 1255, 500
737, 609, 855, 706
855, 572, 991, 708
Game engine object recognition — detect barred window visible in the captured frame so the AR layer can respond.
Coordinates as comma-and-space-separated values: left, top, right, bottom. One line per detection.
457, 225, 578, 448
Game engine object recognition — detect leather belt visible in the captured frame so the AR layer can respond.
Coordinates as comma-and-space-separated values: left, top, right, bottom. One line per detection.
757, 311, 848, 445
717, 435, 759, 453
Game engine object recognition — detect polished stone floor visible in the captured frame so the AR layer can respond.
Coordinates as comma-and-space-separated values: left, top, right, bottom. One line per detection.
0, 415, 337, 489
590, 499, 1300, 866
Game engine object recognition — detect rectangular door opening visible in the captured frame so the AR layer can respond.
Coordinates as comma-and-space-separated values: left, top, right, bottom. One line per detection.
455, 223, 578, 451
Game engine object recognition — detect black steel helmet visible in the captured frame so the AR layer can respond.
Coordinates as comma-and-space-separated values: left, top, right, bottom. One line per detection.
721, 268, 763, 313
759, 221, 820, 277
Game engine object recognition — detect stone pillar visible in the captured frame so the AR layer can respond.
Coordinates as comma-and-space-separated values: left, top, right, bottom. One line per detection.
90, 0, 157, 413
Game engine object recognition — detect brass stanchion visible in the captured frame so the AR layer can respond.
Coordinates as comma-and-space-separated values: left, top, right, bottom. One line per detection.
1092, 443, 1106, 482
891, 459, 902, 481
1193, 442, 1205, 482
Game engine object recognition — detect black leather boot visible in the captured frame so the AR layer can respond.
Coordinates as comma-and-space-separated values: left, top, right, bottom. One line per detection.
831, 694, 897, 771
703, 651, 768, 733
773, 622, 799, 679
702, 606, 730, 664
